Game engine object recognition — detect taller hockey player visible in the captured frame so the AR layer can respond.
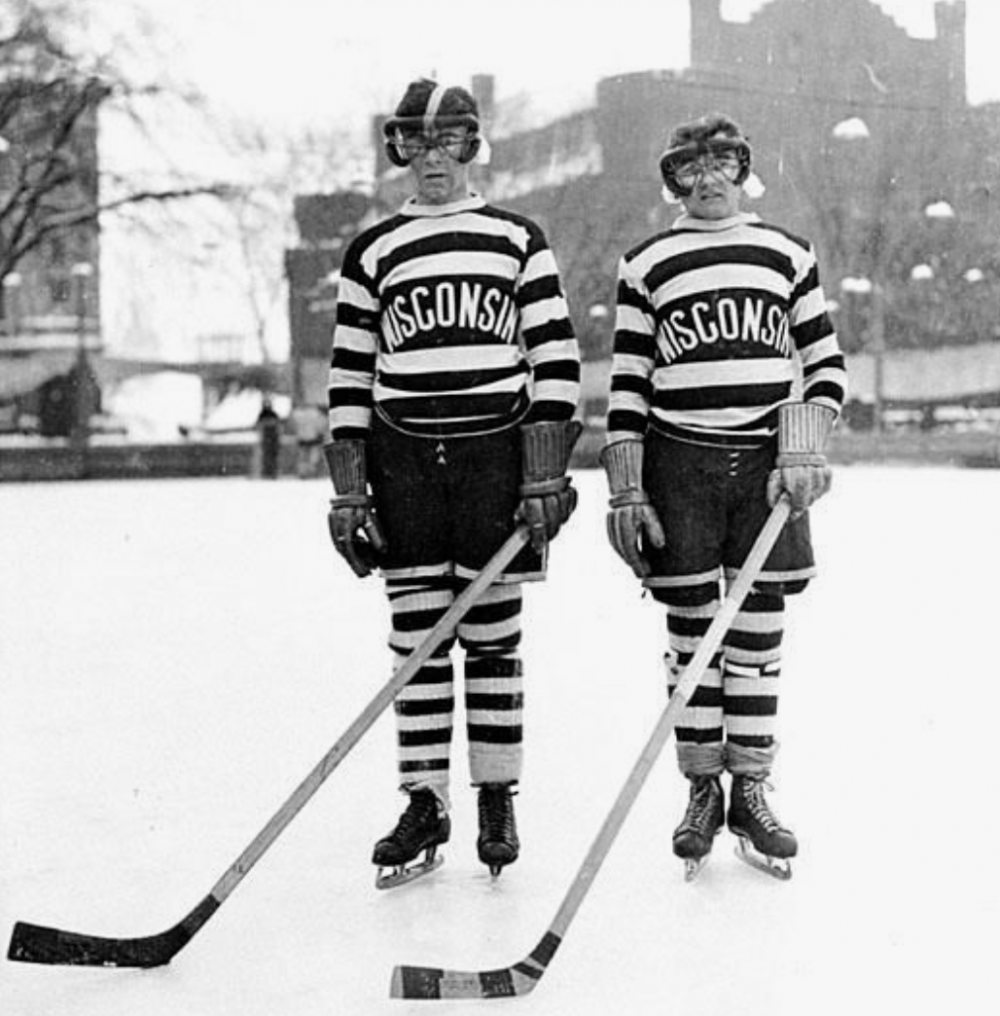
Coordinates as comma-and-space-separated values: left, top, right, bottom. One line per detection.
326, 79, 581, 888
601, 113, 847, 880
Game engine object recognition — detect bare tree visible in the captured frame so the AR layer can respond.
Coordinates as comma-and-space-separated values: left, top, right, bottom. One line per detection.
0, 0, 229, 284
179, 118, 370, 363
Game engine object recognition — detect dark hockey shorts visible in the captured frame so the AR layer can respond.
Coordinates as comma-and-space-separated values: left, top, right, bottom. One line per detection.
368, 413, 544, 581
641, 428, 815, 606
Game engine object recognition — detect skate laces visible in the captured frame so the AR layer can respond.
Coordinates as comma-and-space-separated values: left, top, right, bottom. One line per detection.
683, 778, 720, 834
392, 792, 439, 843
741, 778, 781, 832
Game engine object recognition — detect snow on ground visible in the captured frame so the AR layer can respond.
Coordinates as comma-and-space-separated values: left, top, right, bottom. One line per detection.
1, 466, 998, 1016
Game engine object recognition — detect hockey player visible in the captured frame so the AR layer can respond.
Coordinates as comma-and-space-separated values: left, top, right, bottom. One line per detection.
326, 79, 581, 887
601, 113, 846, 879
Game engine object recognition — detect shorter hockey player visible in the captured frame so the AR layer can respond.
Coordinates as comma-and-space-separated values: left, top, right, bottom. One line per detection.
602, 112, 847, 880
326, 78, 580, 889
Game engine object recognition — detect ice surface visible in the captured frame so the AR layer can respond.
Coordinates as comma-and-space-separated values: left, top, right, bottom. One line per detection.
1, 467, 998, 1015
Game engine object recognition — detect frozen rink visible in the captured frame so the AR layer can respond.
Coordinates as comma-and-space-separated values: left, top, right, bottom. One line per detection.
1, 465, 998, 1016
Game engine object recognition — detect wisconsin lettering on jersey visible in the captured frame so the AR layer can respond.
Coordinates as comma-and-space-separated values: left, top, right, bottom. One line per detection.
328, 196, 580, 440
382, 280, 518, 351
657, 293, 791, 365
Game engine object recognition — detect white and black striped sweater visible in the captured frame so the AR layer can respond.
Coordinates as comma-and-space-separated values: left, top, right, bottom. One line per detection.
328, 194, 580, 440
608, 212, 847, 448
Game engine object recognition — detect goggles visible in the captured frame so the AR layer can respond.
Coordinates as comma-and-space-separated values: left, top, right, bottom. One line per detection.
660, 136, 752, 197
383, 111, 481, 166
670, 152, 743, 190
390, 130, 470, 161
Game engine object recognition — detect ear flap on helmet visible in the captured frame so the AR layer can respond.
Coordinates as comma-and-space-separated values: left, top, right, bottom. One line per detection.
385, 135, 412, 167
383, 119, 413, 167
457, 134, 480, 164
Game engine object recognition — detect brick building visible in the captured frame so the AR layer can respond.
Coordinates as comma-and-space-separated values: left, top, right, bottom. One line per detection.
287, 0, 999, 417
0, 19, 102, 433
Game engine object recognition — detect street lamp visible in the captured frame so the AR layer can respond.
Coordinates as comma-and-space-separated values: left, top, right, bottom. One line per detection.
585, 303, 610, 361
70, 261, 94, 453
830, 117, 890, 432
839, 275, 885, 432
2, 272, 22, 342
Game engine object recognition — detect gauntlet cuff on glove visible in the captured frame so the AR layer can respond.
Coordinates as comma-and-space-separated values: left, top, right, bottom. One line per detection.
519, 419, 583, 495
324, 439, 368, 496
600, 437, 645, 498
776, 402, 836, 463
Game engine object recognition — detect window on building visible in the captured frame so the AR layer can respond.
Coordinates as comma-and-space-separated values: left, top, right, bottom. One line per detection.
48, 275, 71, 304
786, 31, 804, 66
48, 235, 67, 266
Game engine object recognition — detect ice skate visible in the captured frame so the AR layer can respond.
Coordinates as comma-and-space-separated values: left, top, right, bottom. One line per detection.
372, 789, 450, 889
476, 783, 519, 877
728, 774, 797, 880
672, 774, 724, 880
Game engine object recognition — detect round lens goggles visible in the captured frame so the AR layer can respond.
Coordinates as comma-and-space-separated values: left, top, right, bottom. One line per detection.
395, 131, 468, 161
671, 153, 743, 190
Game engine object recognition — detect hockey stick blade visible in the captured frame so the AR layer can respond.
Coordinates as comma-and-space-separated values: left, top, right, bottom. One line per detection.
8, 897, 219, 968
391, 931, 562, 999
391, 499, 791, 1000
8, 526, 531, 968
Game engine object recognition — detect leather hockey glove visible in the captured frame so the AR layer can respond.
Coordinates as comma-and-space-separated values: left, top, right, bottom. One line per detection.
324, 439, 387, 578
515, 419, 583, 553
601, 437, 666, 579
766, 402, 837, 515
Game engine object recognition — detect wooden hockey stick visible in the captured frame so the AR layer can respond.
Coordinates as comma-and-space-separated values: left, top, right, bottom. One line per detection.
8, 526, 531, 968
391, 497, 792, 999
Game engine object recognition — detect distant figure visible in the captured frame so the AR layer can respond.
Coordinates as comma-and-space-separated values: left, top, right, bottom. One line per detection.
256, 396, 281, 479
291, 403, 327, 478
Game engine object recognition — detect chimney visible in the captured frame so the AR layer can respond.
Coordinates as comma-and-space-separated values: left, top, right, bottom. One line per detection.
471, 74, 495, 128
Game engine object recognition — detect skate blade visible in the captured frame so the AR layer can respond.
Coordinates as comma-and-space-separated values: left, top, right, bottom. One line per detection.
683, 856, 710, 882
375, 851, 444, 890
734, 838, 792, 881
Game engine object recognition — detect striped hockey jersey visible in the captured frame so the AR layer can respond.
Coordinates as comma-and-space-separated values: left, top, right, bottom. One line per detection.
328, 193, 580, 440
607, 212, 847, 447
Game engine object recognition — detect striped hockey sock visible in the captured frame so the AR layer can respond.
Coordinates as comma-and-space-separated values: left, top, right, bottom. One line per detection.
722, 590, 784, 764
387, 574, 458, 799
666, 599, 725, 774
457, 582, 524, 785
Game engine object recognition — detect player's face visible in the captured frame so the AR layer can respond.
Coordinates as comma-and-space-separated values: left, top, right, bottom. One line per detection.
407, 128, 473, 205
679, 157, 743, 220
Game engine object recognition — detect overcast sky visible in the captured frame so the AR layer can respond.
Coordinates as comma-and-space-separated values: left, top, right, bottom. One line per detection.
123, 0, 1000, 134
